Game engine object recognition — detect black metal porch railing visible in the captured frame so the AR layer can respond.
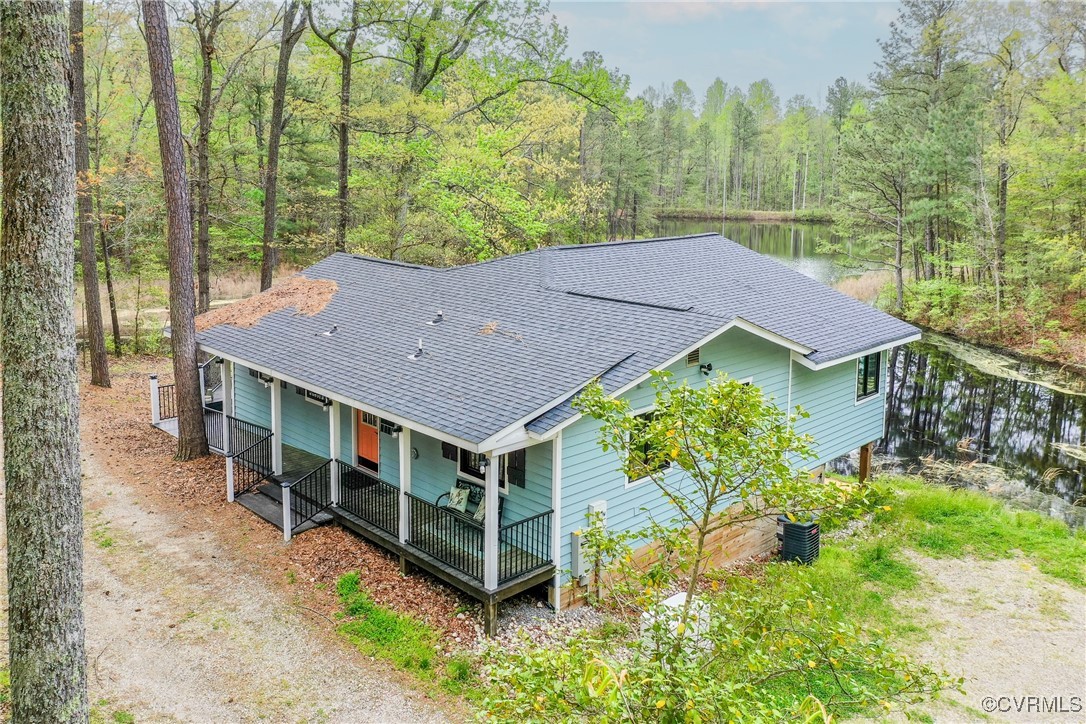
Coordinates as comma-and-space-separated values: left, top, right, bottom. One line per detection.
203, 408, 224, 453
285, 460, 332, 534
199, 356, 222, 402
229, 416, 273, 496
337, 461, 399, 537
158, 383, 177, 420
499, 510, 553, 584
227, 416, 270, 457
406, 493, 485, 583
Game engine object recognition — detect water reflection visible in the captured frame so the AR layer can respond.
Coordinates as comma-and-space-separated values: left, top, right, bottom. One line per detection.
650, 218, 876, 285
882, 340, 1086, 505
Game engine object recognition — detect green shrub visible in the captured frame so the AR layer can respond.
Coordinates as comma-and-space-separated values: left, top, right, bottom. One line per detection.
481, 575, 954, 722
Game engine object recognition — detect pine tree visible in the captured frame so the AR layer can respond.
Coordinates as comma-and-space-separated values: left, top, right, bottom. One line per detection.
143, 0, 208, 460
1, 2, 90, 719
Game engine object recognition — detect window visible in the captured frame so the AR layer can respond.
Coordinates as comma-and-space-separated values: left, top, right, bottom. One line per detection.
459, 449, 487, 481
455, 447, 525, 493
627, 411, 670, 486
856, 352, 882, 401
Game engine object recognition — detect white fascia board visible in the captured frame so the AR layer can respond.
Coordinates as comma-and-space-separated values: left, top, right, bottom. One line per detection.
531, 316, 812, 441
198, 343, 482, 452
472, 376, 603, 453
790, 333, 921, 371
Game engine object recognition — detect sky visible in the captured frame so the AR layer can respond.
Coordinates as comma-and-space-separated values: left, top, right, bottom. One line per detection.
553, 1, 901, 106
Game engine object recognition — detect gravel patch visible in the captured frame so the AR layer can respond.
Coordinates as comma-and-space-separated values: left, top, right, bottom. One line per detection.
896, 554, 1086, 722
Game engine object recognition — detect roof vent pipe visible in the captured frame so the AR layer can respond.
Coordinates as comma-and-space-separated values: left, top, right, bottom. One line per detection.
428, 310, 444, 325
408, 339, 424, 360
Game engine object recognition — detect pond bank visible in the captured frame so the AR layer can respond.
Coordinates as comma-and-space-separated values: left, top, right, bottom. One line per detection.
657, 208, 834, 223
897, 291, 1086, 371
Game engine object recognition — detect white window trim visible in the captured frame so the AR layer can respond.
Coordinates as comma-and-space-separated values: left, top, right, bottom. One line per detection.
854, 354, 883, 406
625, 405, 669, 489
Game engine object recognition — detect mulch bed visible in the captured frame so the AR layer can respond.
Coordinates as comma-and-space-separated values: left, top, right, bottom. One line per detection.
79, 357, 481, 643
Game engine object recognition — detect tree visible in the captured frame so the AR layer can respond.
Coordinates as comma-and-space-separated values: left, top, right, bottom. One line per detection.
574, 372, 854, 622
1, 1, 89, 719
306, 0, 376, 253
143, 0, 208, 460
186, 0, 276, 312
836, 100, 914, 310
72, 0, 111, 387
259, 0, 306, 290
481, 373, 950, 721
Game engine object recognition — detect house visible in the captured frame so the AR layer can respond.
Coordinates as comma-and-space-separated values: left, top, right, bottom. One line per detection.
149, 233, 919, 634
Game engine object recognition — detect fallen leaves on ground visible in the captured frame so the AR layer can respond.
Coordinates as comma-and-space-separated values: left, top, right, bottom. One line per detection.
79, 356, 480, 645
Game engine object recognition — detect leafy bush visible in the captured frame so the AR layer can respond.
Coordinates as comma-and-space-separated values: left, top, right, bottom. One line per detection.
481, 575, 953, 722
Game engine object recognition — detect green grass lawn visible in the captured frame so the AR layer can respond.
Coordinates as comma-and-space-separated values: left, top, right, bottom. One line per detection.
774, 476, 1085, 637
332, 476, 1085, 720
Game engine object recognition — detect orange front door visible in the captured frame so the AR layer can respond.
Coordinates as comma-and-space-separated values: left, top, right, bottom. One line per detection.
356, 411, 379, 473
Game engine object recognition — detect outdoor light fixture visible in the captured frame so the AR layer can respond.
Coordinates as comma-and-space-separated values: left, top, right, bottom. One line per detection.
390, 424, 404, 438
700, 362, 713, 376
478, 455, 490, 470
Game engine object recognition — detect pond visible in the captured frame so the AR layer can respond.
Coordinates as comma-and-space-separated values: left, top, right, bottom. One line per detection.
664, 217, 1086, 512
882, 337, 1086, 508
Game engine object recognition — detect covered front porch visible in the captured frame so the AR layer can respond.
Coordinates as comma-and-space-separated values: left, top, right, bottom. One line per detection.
151, 358, 557, 634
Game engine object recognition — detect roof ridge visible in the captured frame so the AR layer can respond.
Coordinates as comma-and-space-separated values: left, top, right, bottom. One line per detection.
547, 232, 723, 252
342, 253, 430, 270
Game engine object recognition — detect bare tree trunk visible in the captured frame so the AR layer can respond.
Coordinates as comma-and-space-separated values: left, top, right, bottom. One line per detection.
335, 50, 352, 252
895, 194, 905, 312
194, 5, 216, 314
260, 1, 306, 290
1, 2, 89, 719
99, 224, 123, 356
71, 0, 110, 387
143, 0, 208, 460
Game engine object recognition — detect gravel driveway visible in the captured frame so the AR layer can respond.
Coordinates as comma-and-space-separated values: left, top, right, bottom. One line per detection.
1, 450, 449, 723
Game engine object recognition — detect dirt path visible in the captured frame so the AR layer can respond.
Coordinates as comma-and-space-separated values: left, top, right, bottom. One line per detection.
2, 449, 449, 722
902, 555, 1086, 722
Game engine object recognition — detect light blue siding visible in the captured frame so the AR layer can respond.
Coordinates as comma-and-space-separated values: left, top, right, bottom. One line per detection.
281, 384, 331, 457
559, 327, 794, 577
379, 426, 400, 482
234, 365, 271, 428
338, 404, 353, 464
409, 430, 451, 501
504, 441, 553, 522
792, 355, 886, 467
401, 430, 552, 523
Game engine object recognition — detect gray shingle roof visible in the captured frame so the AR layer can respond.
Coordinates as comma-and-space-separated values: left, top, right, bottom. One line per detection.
197, 233, 918, 445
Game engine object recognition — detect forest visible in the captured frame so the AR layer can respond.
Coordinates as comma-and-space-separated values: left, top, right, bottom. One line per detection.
63, 0, 1085, 362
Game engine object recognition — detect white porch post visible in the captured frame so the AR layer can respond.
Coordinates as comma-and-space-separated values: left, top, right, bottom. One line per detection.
225, 454, 236, 503
329, 401, 341, 505
223, 363, 236, 502
282, 483, 292, 542
149, 375, 161, 425
551, 431, 563, 614
398, 427, 412, 544
270, 379, 283, 475
223, 360, 235, 417
198, 363, 207, 405
484, 450, 500, 591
